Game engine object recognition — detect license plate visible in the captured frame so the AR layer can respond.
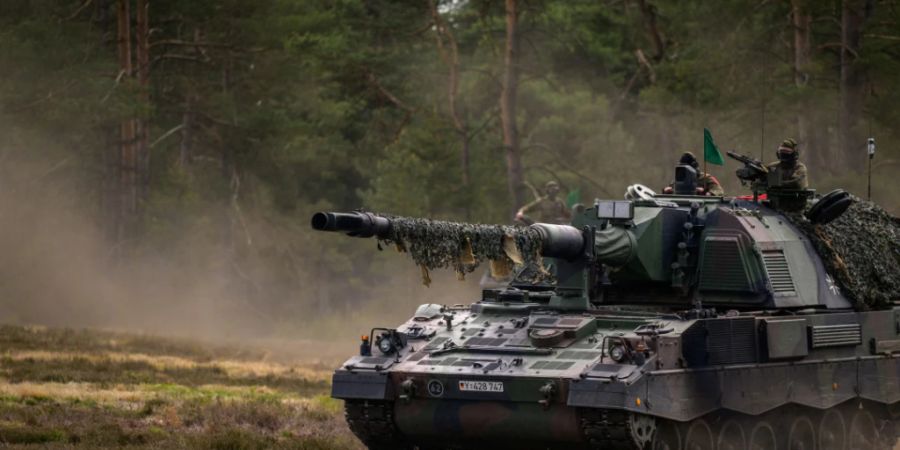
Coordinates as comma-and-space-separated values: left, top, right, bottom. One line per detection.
458, 380, 504, 393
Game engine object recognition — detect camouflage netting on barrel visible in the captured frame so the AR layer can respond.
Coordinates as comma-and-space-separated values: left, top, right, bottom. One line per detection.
377, 215, 544, 286
786, 198, 900, 310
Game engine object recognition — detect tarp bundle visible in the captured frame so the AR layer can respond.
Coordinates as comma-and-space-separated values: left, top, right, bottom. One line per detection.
377, 215, 544, 285
786, 199, 900, 310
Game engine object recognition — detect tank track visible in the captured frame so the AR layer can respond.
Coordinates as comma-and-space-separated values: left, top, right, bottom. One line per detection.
344, 399, 409, 450
580, 408, 642, 450
346, 400, 897, 449
346, 400, 644, 450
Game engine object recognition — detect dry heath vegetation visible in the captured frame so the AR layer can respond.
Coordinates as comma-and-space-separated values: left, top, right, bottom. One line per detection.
0, 325, 362, 449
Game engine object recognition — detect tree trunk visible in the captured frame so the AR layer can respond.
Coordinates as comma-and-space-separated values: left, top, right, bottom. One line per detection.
791, 0, 815, 167
179, 98, 193, 168
103, 124, 120, 243
444, 21, 468, 189
116, 0, 136, 246
428, 1, 469, 187
429, 0, 472, 218
636, 0, 666, 62
500, 0, 524, 216
840, 0, 872, 173
135, 0, 150, 204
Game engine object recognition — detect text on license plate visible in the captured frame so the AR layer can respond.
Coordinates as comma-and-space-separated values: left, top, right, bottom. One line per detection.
458, 380, 504, 392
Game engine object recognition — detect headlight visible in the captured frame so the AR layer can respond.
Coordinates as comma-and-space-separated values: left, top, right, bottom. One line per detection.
609, 345, 627, 362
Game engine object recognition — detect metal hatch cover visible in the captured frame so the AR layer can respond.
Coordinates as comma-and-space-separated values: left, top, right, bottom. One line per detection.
763, 319, 809, 359
586, 363, 636, 380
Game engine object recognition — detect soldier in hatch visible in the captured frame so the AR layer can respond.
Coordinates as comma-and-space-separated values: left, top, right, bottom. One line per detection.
663, 152, 725, 196
515, 181, 571, 225
765, 138, 808, 190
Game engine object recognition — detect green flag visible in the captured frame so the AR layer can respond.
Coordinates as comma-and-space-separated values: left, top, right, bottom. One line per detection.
565, 189, 581, 208
703, 128, 725, 166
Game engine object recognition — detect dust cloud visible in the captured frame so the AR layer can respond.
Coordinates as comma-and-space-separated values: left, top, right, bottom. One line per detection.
0, 151, 482, 360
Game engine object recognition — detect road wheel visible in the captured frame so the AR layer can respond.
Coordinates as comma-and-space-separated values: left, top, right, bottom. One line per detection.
630, 413, 657, 449
717, 419, 747, 450
684, 419, 715, 450
652, 420, 682, 450
749, 421, 778, 450
818, 409, 846, 450
848, 408, 879, 450
787, 415, 816, 450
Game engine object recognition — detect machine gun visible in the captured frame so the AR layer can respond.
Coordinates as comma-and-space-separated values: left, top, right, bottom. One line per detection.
726, 151, 770, 201
726, 151, 767, 182
726, 151, 826, 211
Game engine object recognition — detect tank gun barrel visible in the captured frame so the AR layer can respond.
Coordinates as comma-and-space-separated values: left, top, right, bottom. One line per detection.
530, 223, 585, 260
311, 211, 586, 259
519, 223, 635, 266
311, 211, 636, 266
310, 211, 392, 238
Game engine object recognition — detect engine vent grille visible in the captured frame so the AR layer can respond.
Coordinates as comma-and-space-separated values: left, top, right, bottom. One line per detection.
529, 360, 575, 371
422, 337, 449, 351
699, 236, 754, 293
762, 250, 796, 295
681, 318, 758, 367
464, 337, 507, 347
810, 324, 862, 348
406, 352, 428, 362
707, 318, 758, 365
555, 351, 599, 360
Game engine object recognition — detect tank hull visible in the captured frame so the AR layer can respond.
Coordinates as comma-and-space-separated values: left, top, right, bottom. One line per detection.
334, 307, 900, 449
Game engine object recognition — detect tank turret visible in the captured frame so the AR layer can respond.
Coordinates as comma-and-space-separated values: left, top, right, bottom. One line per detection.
312, 194, 865, 312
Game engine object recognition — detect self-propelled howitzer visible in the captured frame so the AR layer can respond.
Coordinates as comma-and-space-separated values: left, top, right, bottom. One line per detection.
313, 196, 899, 450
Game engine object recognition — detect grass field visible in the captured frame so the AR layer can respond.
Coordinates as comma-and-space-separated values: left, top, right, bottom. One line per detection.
0, 325, 362, 449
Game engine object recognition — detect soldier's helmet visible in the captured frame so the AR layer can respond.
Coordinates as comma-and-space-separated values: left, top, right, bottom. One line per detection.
778, 138, 800, 162
544, 180, 560, 195
679, 152, 700, 170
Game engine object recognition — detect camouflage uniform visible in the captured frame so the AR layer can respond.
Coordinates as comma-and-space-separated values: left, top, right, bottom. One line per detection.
765, 161, 808, 190
668, 173, 724, 196
751, 138, 810, 211
517, 181, 571, 224
698, 174, 725, 196
764, 138, 808, 190
518, 196, 570, 224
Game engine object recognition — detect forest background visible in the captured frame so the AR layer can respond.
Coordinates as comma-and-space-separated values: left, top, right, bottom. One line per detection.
1, 0, 898, 344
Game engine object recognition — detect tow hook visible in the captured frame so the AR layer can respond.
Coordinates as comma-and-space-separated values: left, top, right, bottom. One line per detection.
538, 381, 557, 410
399, 379, 416, 402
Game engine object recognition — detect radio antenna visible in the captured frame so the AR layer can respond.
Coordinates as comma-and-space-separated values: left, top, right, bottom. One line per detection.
759, 100, 765, 161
